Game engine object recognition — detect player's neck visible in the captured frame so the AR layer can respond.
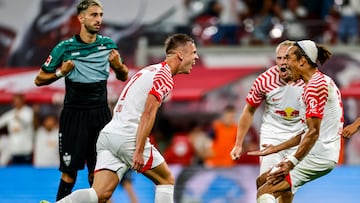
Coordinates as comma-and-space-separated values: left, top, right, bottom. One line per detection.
79, 31, 97, 44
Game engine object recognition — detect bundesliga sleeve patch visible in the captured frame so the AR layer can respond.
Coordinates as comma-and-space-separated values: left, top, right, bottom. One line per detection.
44, 55, 52, 67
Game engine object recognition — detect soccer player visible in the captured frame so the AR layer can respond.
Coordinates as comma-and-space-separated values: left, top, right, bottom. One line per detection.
254, 40, 343, 203
34, 0, 128, 201
230, 40, 305, 202
56, 33, 199, 203
342, 117, 360, 138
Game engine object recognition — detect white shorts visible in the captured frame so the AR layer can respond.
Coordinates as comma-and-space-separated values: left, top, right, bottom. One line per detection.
260, 147, 297, 175
289, 153, 336, 193
95, 132, 165, 180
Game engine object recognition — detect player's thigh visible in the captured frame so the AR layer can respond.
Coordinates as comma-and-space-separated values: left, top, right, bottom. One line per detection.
59, 108, 90, 170
143, 161, 174, 185
93, 169, 119, 197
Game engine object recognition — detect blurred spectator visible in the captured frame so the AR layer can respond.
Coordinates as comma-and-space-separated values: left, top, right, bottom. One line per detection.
187, 121, 212, 165
334, 0, 360, 44
245, 0, 283, 45
33, 114, 59, 167
191, 0, 223, 45
281, 0, 308, 40
0, 134, 10, 166
0, 93, 34, 165
204, 104, 237, 168
163, 132, 195, 166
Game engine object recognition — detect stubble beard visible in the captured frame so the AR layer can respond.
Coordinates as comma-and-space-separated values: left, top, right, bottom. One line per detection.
85, 24, 99, 35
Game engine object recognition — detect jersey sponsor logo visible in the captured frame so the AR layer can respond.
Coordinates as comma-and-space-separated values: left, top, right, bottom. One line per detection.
98, 45, 106, 50
275, 107, 299, 120
71, 52, 80, 56
44, 55, 52, 66
62, 152, 71, 166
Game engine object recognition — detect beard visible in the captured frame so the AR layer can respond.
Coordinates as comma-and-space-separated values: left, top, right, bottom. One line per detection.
85, 24, 100, 34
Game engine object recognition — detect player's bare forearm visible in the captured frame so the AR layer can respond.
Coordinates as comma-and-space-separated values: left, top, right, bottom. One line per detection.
113, 63, 129, 81
34, 60, 74, 86
293, 118, 320, 161
248, 131, 304, 161
134, 95, 159, 153
34, 69, 59, 86
109, 49, 129, 81
268, 132, 303, 154
235, 104, 256, 146
133, 95, 159, 172
343, 117, 360, 138
230, 104, 256, 160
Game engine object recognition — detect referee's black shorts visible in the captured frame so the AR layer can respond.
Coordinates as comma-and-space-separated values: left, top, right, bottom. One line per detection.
58, 106, 111, 173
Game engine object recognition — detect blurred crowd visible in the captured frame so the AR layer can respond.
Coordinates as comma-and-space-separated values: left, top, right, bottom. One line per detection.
0, 94, 60, 167
1, 0, 360, 67
184, 0, 360, 46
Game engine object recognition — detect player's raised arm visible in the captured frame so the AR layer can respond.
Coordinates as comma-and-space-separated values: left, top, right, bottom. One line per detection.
248, 132, 303, 156
34, 60, 74, 86
109, 49, 128, 81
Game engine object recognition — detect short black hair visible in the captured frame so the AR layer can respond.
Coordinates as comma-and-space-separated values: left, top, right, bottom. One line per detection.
164, 33, 194, 55
76, 0, 102, 14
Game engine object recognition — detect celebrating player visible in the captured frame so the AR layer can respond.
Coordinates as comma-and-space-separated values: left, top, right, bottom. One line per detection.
254, 40, 343, 203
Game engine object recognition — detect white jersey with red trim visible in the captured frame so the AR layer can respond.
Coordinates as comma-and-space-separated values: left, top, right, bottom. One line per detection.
101, 62, 174, 136
246, 66, 305, 143
300, 71, 343, 162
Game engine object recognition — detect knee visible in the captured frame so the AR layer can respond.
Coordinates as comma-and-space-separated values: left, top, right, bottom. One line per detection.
62, 171, 77, 182
169, 174, 175, 185
164, 173, 175, 185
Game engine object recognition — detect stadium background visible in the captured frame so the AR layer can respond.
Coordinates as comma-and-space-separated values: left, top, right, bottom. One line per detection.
1, 0, 360, 202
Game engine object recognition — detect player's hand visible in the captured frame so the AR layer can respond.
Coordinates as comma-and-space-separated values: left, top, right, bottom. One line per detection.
132, 151, 145, 173
61, 60, 75, 75
230, 145, 242, 160
247, 144, 275, 156
266, 160, 293, 185
108, 49, 122, 66
342, 123, 359, 138
109, 49, 128, 81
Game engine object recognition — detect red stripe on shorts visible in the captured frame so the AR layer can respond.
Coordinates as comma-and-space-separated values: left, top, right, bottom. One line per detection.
140, 147, 153, 173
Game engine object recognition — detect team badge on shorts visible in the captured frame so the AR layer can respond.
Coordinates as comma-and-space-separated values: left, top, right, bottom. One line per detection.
63, 152, 71, 166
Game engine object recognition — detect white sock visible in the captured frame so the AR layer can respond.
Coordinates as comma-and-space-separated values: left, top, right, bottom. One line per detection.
155, 185, 174, 203
257, 194, 276, 203
57, 188, 98, 203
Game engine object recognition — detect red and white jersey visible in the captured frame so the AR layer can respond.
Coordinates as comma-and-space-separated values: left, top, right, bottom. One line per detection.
101, 62, 174, 136
300, 70, 343, 162
246, 66, 305, 143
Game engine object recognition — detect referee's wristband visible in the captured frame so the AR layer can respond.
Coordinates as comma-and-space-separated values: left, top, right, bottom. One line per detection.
285, 155, 299, 166
55, 70, 64, 78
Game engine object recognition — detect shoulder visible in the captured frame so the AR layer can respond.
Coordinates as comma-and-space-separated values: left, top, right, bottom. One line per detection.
251, 66, 281, 90
307, 71, 327, 90
97, 35, 117, 48
52, 36, 77, 52
256, 66, 278, 81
